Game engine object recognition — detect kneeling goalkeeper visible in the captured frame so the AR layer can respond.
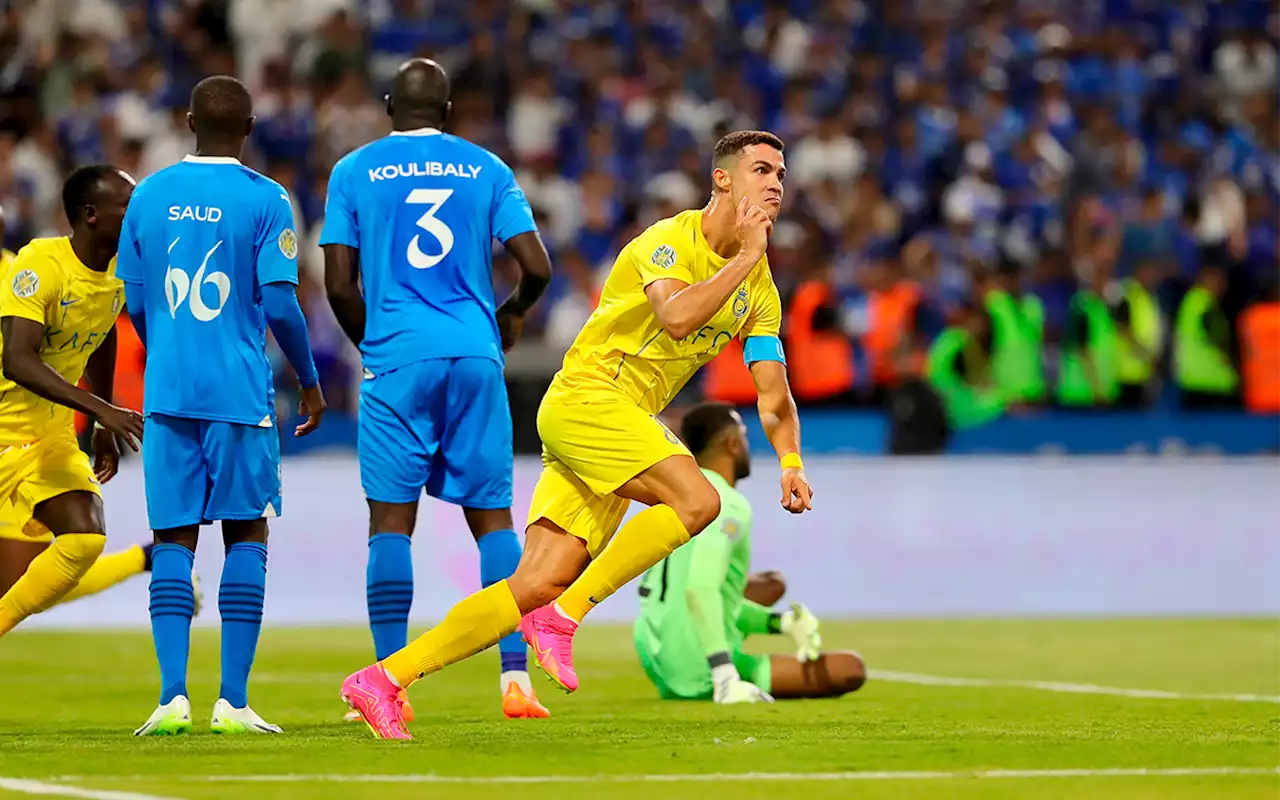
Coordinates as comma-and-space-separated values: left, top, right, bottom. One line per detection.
634, 403, 866, 703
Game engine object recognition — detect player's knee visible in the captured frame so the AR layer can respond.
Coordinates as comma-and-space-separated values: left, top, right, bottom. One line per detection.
676, 481, 721, 535
509, 564, 575, 613
829, 651, 867, 694
510, 577, 565, 613
368, 501, 417, 537
223, 519, 267, 548
756, 571, 787, 605
55, 532, 105, 574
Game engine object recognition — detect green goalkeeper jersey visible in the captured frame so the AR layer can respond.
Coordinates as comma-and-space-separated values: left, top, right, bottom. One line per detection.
635, 468, 755, 659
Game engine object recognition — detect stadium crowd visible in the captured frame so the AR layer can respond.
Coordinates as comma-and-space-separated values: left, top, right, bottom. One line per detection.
0, 0, 1277, 419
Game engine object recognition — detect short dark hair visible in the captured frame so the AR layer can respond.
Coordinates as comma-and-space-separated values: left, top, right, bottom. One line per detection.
679, 403, 739, 458
189, 75, 253, 140
62, 164, 119, 225
713, 130, 785, 168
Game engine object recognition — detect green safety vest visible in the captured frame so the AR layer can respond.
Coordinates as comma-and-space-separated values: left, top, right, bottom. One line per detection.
926, 327, 1004, 430
1175, 286, 1239, 394
1057, 290, 1120, 406
985, 290, 1046, 403
1115, 279, 1163, 386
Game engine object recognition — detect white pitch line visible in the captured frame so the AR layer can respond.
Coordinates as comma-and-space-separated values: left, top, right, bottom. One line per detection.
870, 669, 1280, 703
43, 767, 1280, 785
0, 778, 183, 800
12, 671, 1277, 704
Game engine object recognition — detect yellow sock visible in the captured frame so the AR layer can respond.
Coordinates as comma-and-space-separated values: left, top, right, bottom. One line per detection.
0, 533, 106, 636
556, 504, 690, 623
59, 545, 146, 604
381, 580, 521, 688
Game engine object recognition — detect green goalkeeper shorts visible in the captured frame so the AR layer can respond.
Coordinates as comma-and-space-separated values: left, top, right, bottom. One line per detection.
635, 629, 772, 700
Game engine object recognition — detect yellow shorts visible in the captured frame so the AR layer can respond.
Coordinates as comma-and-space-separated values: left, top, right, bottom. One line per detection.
0, 434, 99, 544
527, 395, 690, 557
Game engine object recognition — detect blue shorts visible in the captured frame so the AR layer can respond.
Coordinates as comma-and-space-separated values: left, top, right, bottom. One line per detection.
359, 357, 512, 509
142, 413, 282, 530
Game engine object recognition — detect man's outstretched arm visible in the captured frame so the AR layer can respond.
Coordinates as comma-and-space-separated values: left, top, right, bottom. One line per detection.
750, 359, 812, 513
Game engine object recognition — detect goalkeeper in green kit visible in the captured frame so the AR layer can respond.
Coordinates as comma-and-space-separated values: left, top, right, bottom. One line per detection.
634, 403, 866, 704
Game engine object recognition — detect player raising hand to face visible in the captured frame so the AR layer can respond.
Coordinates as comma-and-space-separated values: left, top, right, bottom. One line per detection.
342, 130, 813, 740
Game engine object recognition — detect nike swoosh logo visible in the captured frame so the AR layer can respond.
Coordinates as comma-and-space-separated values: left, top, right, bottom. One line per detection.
60, 298, 77, 307
535, 642, 555, 668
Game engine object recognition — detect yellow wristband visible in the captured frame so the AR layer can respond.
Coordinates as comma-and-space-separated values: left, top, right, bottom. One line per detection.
780, 453, 804, 471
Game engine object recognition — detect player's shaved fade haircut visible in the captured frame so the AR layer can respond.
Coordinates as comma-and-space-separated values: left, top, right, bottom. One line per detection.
189, 75, 253, 140
713, 130, 785, 169
680, 403, 740, 458
389, 58, 451, 123
62, 164, 123, 225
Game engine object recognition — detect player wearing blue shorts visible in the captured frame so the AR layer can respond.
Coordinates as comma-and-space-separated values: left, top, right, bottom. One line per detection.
322, 58, 552, 720
117, 76, 326, 736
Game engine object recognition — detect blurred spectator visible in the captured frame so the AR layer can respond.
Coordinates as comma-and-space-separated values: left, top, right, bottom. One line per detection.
789, 112, 864, 189
1215, 28, 1277, 117
544, 249, 599, 353
140, 106, 194, 179
1238, 281, 1280, 414
315, 71, 384, 169
508, 69, 569, 163
1175, 264, 1240, 410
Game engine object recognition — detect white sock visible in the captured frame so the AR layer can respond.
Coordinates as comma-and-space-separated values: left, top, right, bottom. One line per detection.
552, 603, 575, 622
380, 664, 402, 688
501, 669, 533, 695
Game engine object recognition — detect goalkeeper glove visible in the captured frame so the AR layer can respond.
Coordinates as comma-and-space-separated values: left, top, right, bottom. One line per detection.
710, 655, 773, 704
780, 602, 822, 662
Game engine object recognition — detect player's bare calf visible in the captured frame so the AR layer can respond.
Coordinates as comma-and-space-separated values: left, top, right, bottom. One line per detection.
768, 650, 867, 699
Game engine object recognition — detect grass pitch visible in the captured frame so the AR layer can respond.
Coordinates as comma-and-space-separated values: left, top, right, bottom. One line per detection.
1, 619, 1277, 799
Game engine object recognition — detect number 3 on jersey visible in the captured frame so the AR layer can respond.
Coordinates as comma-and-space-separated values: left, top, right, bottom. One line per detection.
405, 188, 454, 270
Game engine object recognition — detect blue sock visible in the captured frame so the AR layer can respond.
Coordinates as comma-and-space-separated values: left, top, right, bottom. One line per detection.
218, 542, 267, 709
478, 529, 526, 673
148, 543, 195, 705
366, 533, 413, 661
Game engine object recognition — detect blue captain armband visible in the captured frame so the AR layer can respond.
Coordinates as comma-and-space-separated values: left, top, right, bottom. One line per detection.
743, 335, 786, 366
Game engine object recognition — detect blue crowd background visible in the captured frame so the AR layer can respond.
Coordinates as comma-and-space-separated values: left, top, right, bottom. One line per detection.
0, 0, 1276, 453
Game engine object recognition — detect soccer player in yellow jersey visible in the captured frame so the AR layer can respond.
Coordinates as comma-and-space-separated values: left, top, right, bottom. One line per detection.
0, 165, 147, 637
342, 130, 814, 739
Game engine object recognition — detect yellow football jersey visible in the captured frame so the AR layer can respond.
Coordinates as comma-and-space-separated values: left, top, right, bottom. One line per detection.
0, 250, 15, 274
546, 209, 782, 414
0, 237, 124, 445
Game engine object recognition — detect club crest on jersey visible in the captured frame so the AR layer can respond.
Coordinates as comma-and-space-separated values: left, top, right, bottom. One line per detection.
278, 228, 298, 260
650, 244, 677, 269
721, 518, 741, 540
732, 284, 749, 319
11, 269, 38, 298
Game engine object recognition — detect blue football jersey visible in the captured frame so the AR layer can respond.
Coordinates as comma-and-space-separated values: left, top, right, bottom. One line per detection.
319, 128, 536, 375
117, 155, 300, 425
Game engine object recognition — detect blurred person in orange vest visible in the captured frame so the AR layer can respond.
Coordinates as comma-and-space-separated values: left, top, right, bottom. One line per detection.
785, 262, 855, 405
703, 339, 758, 406
861, 240, 932, 404
704, 220, 811, 407
75, 314, 145, 446
1237, 280, 1280, 415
